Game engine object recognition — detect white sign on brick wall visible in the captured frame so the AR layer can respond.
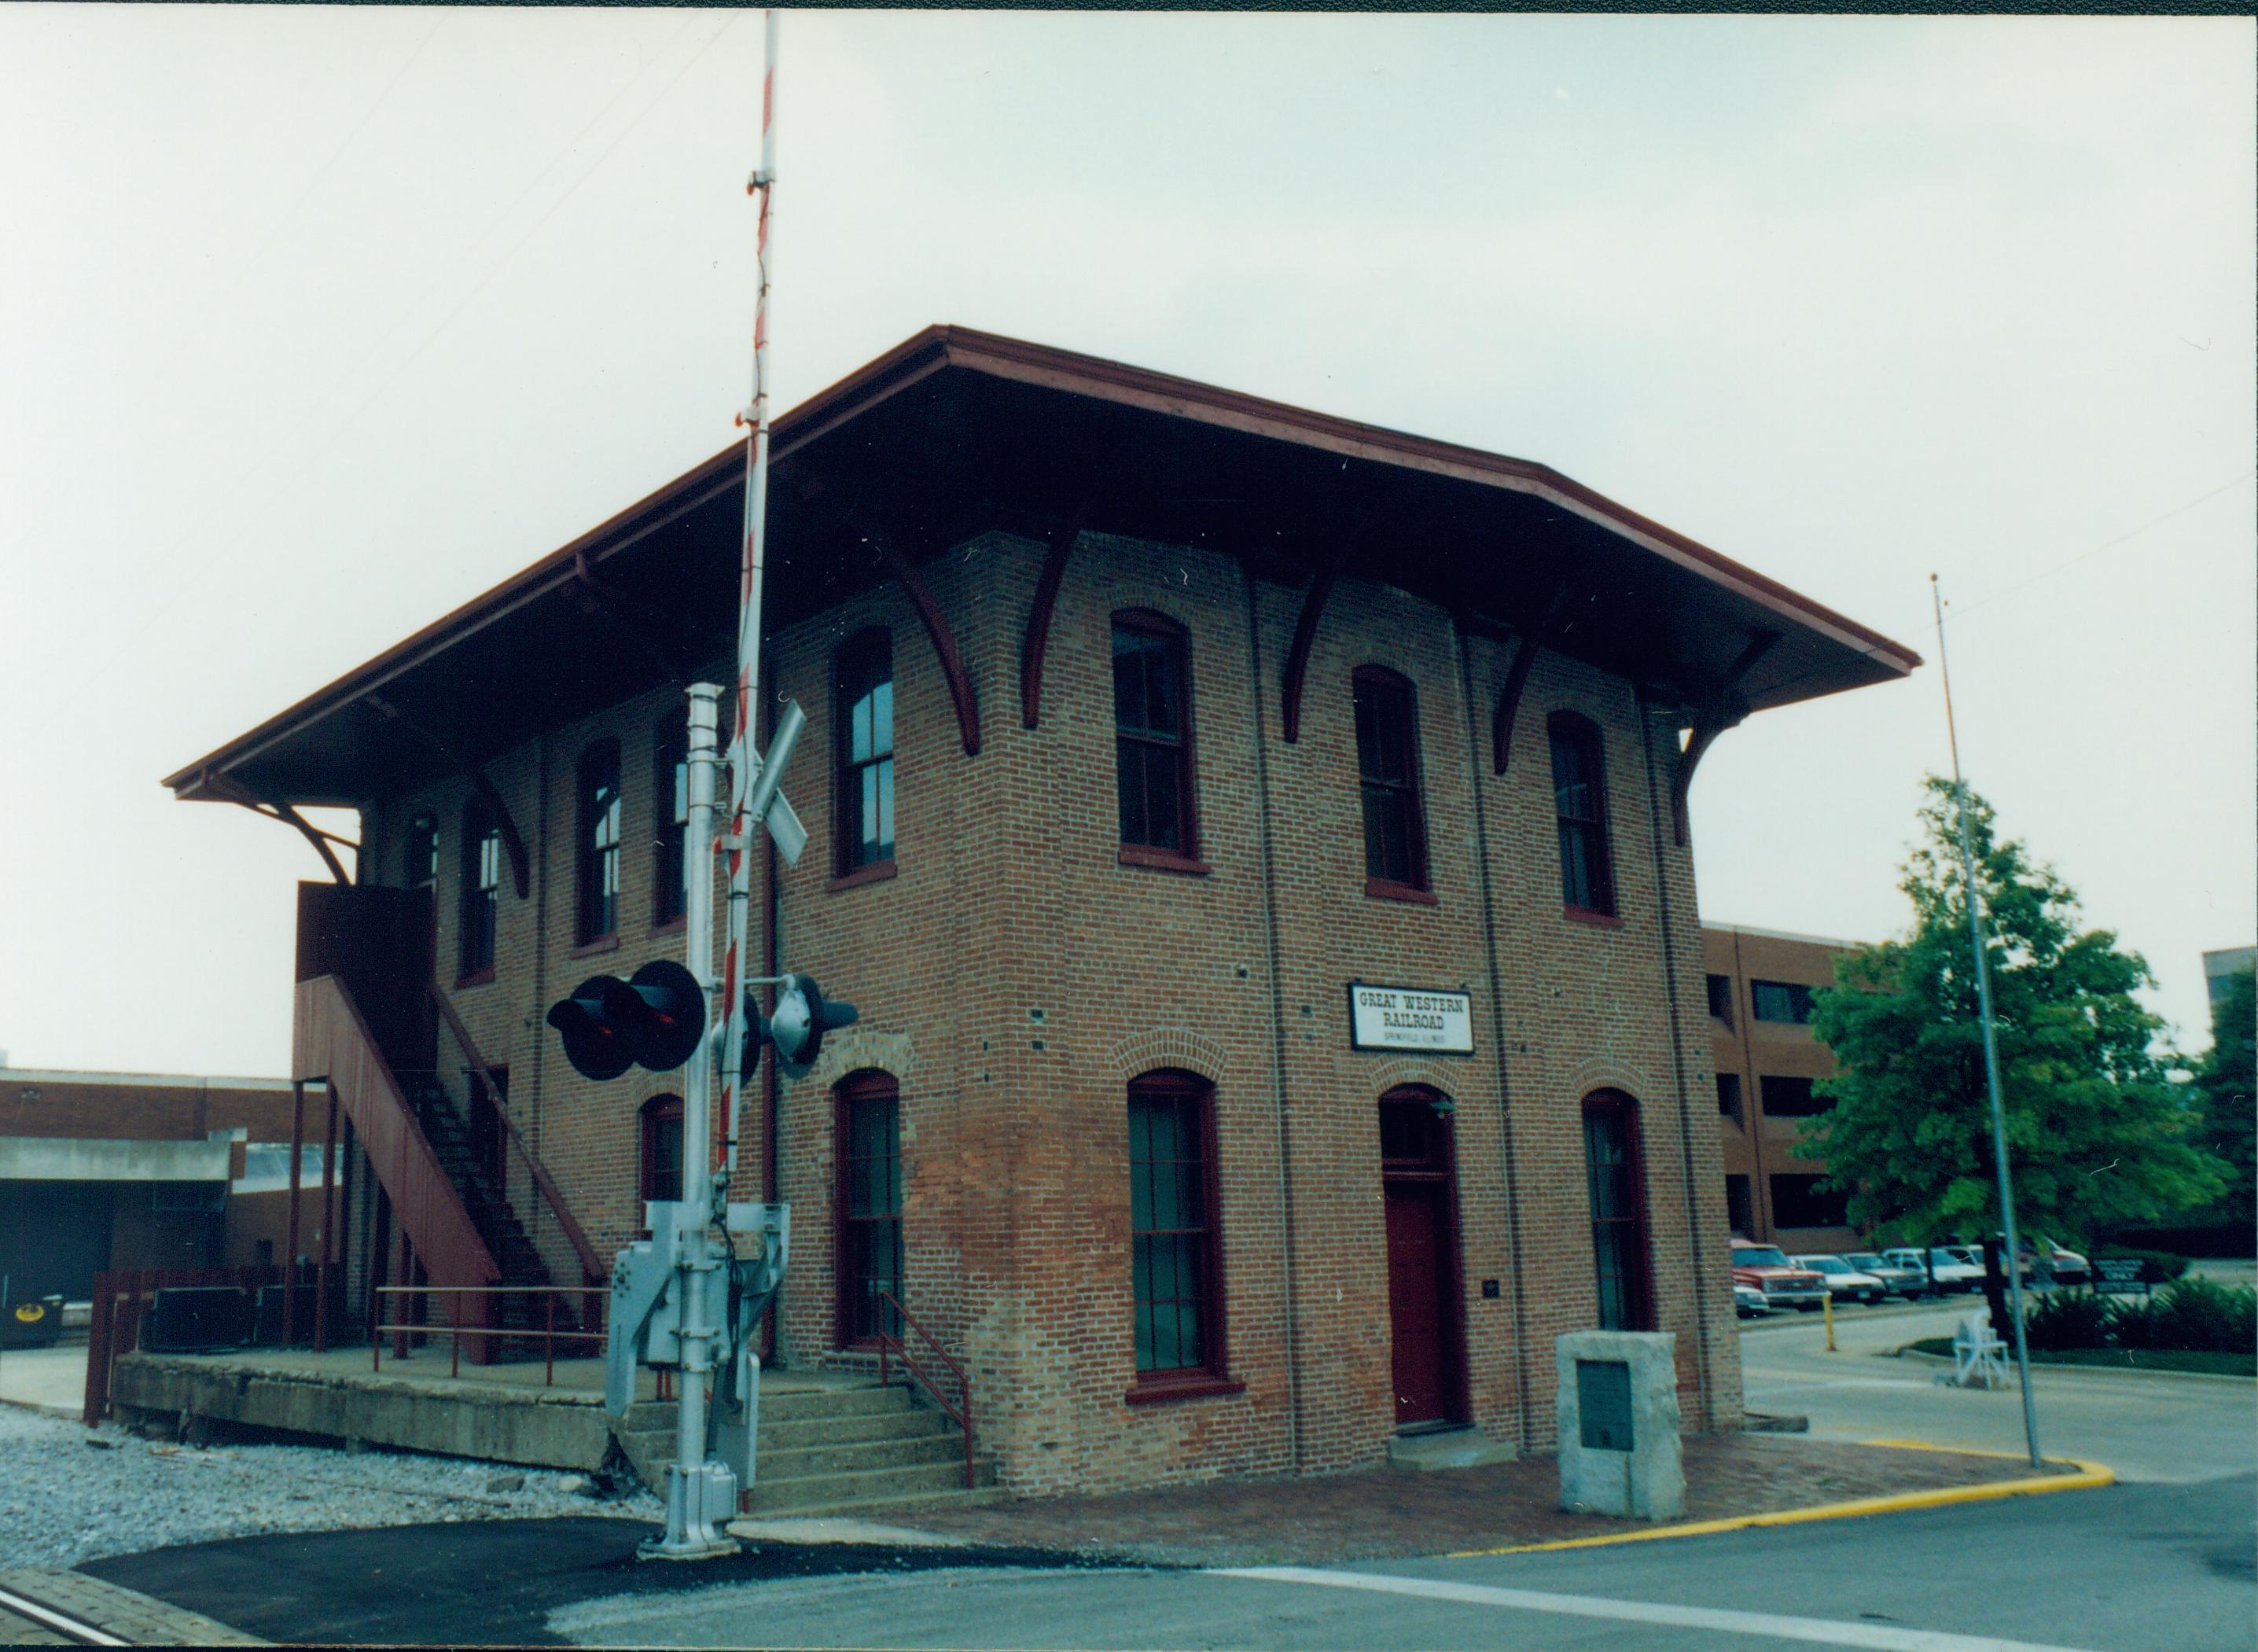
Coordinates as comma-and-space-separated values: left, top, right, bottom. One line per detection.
1347, 983, 1474, 1054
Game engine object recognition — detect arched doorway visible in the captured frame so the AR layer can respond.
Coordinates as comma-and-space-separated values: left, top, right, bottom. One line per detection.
1377, 1087, 1468, 1429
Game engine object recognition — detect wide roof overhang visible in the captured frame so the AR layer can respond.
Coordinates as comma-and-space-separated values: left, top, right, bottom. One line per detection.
164, 324, 1919, 809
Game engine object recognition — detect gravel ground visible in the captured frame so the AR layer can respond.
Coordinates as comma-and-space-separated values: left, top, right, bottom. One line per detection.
0, 1404, 662, 1570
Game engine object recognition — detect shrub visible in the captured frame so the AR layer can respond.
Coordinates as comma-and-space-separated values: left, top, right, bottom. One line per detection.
2023, 1290, 2113, 1351
2109, 1279, 2257, 1354
2092, 1245, 2190, 1285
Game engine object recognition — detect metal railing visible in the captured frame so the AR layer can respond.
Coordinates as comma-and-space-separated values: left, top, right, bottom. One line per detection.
370, 1284, 608, 1387
873, 1290, 976, 1490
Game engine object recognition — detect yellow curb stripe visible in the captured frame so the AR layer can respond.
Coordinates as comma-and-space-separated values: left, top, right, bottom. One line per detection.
1446, 1443, 2113, 1558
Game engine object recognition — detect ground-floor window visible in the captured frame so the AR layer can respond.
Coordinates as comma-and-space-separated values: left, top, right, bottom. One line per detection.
639, 1093, 682, 1205
1582, 1089, 1654, 1331
836, 1071, 903, 1345
1724, 1173, 1754, 1236
1769, 1173, 1848, 1229
1127, 1069, 1225, 1382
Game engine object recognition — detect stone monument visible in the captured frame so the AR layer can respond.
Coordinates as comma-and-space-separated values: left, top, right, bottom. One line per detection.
1554, 1329, 1685, 1520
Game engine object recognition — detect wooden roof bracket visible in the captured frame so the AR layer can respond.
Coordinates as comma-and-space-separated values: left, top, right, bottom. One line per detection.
197, 767, 354, 885
1018, 509, 1086, 730
1489, 587, 1572, 775
364, 694, 532, 897
1669, 631, 1780, 846
569, 550, 694, 684
1280, 540, 1355, 745
850, 507, 982, 757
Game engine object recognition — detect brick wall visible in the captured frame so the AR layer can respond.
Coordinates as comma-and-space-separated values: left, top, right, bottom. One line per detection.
349, 521, 1745, 1492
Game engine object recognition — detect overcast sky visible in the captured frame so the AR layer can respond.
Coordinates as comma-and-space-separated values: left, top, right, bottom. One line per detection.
2, 9, 2249, 1078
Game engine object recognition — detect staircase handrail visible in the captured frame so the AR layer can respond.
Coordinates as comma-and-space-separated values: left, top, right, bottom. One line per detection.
425, 982, 607, 1287
873, 1290, 976, 1491
295, 975, 501, 1294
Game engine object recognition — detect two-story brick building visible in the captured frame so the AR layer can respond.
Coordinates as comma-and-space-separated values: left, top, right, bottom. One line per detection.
163, 326, 1917, 1495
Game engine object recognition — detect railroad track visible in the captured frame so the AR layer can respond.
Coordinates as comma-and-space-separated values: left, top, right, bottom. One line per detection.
0, 1580, 127, 1646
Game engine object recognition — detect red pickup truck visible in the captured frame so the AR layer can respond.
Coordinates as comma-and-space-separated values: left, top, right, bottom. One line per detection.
1730, 1238, 1829, 1311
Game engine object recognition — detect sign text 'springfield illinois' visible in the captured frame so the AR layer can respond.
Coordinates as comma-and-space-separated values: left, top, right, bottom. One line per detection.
1346, 983, 1474, 1055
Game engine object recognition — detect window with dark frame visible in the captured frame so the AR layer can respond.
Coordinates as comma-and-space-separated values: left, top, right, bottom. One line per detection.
639, 1093, 683, 1206
835, 631, 895, 875
1770, 1173, 1848, 1229
1549, 715, 1616, 916
406, 813, 438, 890
1705, 973, 1734, 1023
1750, 980, 1816, 1024
652, 722, 688, 927
1716, 1073, 1743, 1124
836, 1072, 903, 1345
577, 741, 622, 944
1759, 1075, 1830, 1117
458, 800, 500, 979
1127, 1070, 1225, 1380
1581, 1091, 1653, 1331
1724, 1174, 1754, 1236
1111, 613, 1199, 859
1351, 667, 1428, 894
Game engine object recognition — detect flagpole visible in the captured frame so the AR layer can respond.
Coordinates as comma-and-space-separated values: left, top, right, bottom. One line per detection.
1929, 573, 2043, 1469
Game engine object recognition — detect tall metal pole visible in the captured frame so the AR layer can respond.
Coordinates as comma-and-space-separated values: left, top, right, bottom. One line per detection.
719, 9, 778, 1187
1930, 575, 2043, 1469
645, 682, 733, 1559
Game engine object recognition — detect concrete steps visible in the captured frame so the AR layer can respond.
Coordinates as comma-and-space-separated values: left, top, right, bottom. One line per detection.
611, 1378, 996, 1518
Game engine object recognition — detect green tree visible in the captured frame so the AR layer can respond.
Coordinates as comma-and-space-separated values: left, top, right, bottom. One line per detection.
1804, 777, 2227, 1246
2189, 966, 2256, 1230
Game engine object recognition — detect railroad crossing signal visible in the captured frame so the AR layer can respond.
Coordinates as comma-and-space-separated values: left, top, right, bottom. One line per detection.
740, 973, 859, 1082
546, 958, 708, 1080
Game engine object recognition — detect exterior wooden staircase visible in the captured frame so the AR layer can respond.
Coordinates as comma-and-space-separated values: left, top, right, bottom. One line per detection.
610, 1377, 998, 1518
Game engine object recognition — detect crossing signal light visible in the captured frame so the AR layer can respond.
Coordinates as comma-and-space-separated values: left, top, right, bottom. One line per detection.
740, 973, 859, 1083
546, 959, 708, 1081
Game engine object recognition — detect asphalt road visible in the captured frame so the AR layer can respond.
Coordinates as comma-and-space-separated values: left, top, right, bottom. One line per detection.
540, 1477, 2256, 1651
1739, 1297, 2258, 1484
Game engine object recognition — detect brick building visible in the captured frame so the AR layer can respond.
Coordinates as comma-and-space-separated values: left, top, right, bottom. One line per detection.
1702, 925, 1860, 1253
163, 327, 1916, 1492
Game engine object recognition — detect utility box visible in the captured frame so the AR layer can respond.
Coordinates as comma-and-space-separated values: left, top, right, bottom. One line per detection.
1555, 1330, 1684, 1520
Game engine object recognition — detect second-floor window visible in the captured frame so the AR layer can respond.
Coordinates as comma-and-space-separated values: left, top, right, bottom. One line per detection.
578, 740, 622, 944
653, 720, 687, 927
1112, 612, 1197, 858
1751, 981, 1816, 1024
406, 812, 438, 891
1550, 714, 1616, 917
1352, 666, 1428, 895
458, 800, 500, 978
836, 631, 895, 874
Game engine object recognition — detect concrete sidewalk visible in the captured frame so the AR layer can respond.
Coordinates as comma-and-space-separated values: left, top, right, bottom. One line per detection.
0, 1345, 85, 1420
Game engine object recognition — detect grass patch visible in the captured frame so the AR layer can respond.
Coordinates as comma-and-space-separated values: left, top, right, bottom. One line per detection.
1906, 1337, 2254, 1378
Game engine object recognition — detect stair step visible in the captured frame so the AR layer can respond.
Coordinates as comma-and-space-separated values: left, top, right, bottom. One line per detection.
748, 1457, 995, 1514
759, 1408, 957, 1449
755, 1433, 965, 1478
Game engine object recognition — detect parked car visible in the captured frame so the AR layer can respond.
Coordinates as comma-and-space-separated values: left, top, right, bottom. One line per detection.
1730, 1239, 1830, 1310
1734, 1282, 1771, 1319
1882, 1247, 1986, 1293
1794, 1254, 1890, 1304
2014, 1235, 2091, 1287
1844, 1250, 1929, 1297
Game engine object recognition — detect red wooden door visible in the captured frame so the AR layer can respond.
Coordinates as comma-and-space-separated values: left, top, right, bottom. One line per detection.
1385, 1180, 1451, 1426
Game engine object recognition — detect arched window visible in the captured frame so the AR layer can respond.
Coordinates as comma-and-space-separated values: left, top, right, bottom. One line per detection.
1548, 714, 1616, 918
458, 800, 500, 981
1581, 1090, 1653, 1331
1127, 1069, 1227, 1386
835, 1070, 903, 1345
834, 631, 895, 876
1111, 610, 1199, 863
1352, 666, 1429, 897
652, 717, 688, 928
639, 1093, 683, 1205
405, 812, 438, 891
577, 739, 623, 944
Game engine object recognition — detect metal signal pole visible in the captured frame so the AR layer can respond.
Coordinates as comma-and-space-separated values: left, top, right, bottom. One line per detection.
719, 9, 778, 1190
1929, 574, 2043, 1470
